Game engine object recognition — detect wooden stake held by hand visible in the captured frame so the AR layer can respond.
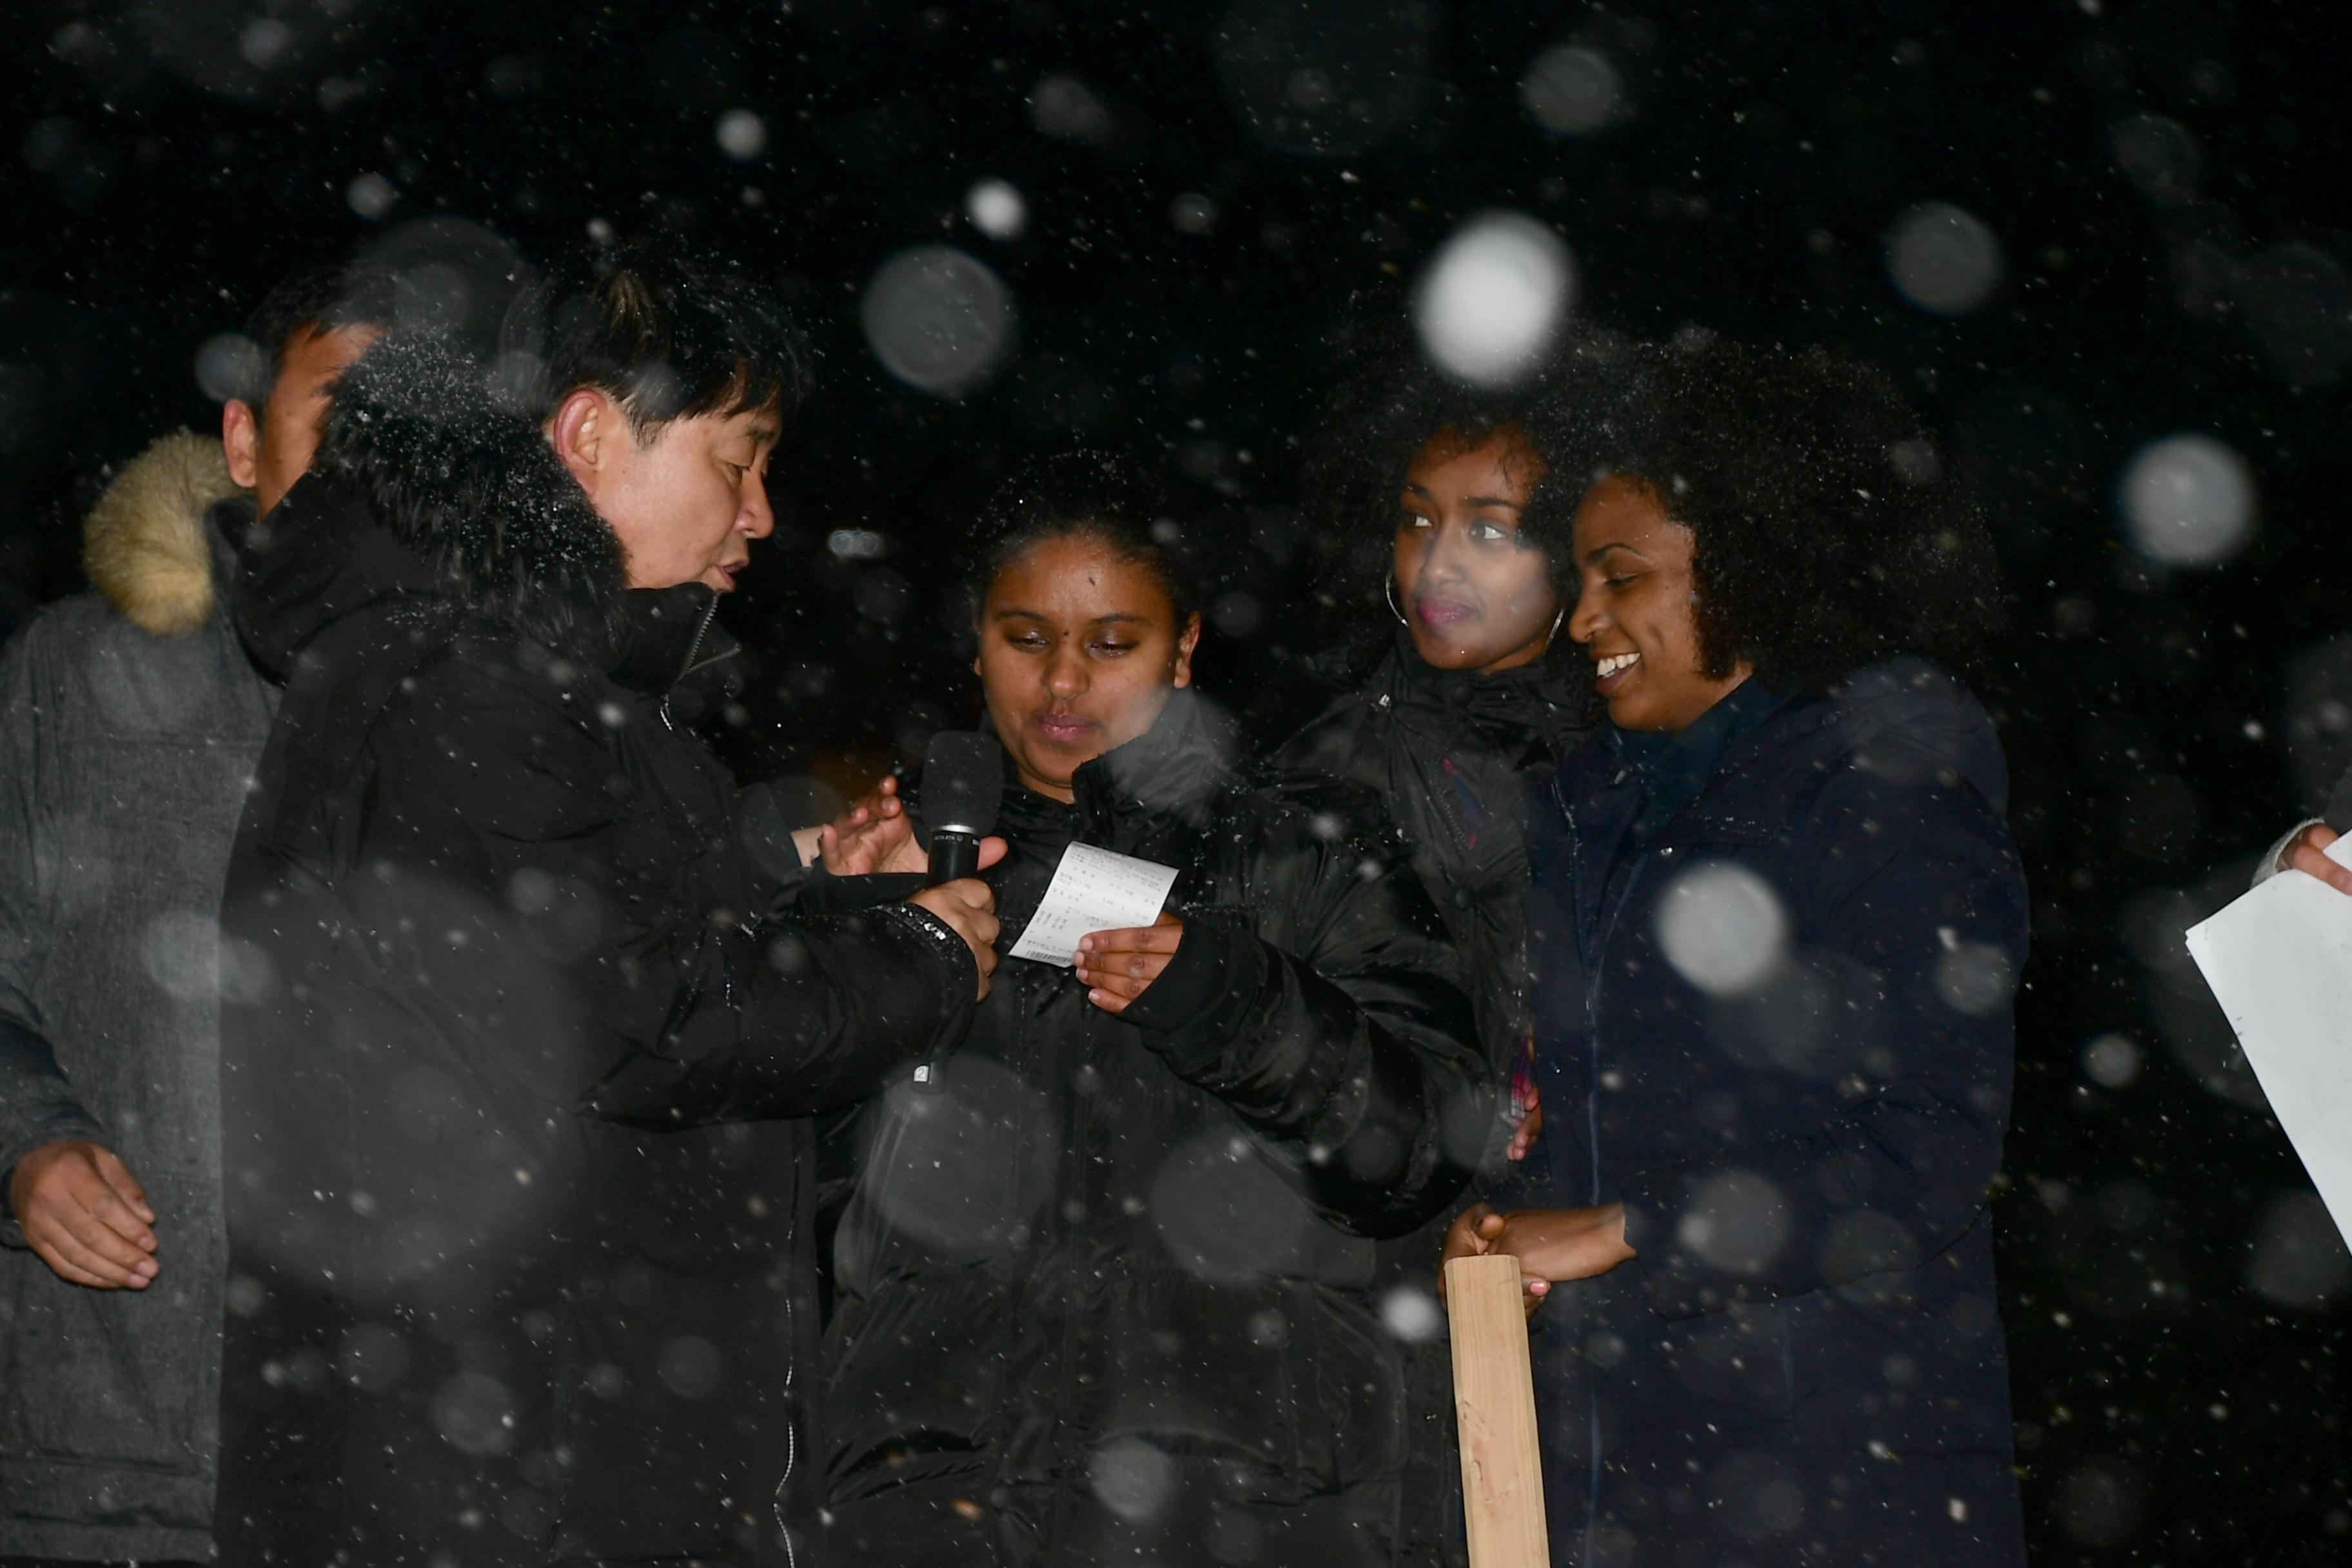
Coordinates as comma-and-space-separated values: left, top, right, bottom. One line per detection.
1446, 1253, 1549, 1567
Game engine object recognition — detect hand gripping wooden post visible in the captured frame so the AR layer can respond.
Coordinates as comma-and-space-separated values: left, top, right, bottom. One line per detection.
1446, 1253, 1550, 1567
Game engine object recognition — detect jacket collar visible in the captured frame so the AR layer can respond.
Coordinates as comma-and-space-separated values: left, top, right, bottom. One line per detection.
1369, 633, 1594, 763
1069, 689, 1236, 841
234, 331, 630, 680
1558, 658, 2008, 850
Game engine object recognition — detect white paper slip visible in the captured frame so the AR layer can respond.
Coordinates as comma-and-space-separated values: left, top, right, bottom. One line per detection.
2186, 834, 2352, 1248
1007, 842, 1181, 968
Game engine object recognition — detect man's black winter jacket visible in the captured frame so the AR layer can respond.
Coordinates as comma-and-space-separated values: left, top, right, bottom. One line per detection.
213, 335, 975, 1567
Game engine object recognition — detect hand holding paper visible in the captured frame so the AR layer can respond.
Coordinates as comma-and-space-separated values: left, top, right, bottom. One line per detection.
1075, 912, 1184, 1014
1006, 841, 1181, 968
2187, 833, 2352, 1249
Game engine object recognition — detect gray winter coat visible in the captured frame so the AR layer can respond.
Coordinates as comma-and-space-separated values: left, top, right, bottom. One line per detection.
0, 432, 272, 1562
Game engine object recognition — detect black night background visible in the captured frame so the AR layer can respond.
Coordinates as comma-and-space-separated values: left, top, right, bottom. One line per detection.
5, 1, 2349, 1559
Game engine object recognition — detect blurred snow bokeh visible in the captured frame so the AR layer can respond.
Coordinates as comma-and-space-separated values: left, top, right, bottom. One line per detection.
2081, 1032, 2143, 1090
861, 244, 1017, 398
1675, 1169, 1792, 1275
1030, 75, 1115, 147
1378, 1282, 1442, 1344
965, 179, 1027, 242
1413, 211, 1576, 387
1090, 1435, 1177, 1524
1519, 45, 1623, 135
1656, 861, 1789, 997
2118, 435, 2256, 567
714, 109, 767, 161
859, 1055, 1051, 1262
2108, 113, 2202, 207
1213, 0, 1435, 157
2245, 1191, 2352, 1309
193, 332, 264, 404
1885, 201, 2003, 315
345, 172, 397, 220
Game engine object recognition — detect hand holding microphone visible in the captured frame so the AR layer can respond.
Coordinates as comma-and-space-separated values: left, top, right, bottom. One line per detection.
902, 732, 1006, 1083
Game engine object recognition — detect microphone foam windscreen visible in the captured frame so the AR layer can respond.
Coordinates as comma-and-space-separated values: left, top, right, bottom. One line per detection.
922, 730, 1004, 839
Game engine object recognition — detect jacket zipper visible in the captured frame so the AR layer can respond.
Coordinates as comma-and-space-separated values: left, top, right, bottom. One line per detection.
1551, 772, 1650, 1566
658, 596, 721, 733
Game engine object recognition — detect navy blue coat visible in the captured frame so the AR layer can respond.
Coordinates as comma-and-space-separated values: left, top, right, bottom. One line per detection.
1513, 663, 2028, 1567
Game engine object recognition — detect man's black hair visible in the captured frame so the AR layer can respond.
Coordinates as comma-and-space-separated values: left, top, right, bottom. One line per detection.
967, 450, 1197, 625
500, 239, 813, 436
1562, 335, 2006, 694
239, 260, 398, 412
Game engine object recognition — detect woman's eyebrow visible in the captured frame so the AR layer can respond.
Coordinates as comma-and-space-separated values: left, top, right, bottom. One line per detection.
1400, 481, 1523, 511
1584, 540, 1649, 565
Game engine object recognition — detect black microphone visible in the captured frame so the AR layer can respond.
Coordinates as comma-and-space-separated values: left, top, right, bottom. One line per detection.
911, 730, 1002, 1095
921, 730, 1003, 887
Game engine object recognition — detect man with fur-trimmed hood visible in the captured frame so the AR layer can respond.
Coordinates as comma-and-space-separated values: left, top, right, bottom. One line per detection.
0, 265, 387, 1563
211, 240, 999, 1567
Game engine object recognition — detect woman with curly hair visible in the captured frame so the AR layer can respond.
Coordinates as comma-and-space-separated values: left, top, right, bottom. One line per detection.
1445, 337, 2027, 1565
1279, 329, 1606, 1082
1273, 329, 1608, 1564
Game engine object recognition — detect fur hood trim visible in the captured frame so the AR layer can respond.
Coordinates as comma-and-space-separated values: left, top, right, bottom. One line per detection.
313, 332, 629, 656
82, 431, 245, 636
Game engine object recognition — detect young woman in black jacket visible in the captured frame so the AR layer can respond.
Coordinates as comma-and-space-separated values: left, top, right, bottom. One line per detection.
1277, 335, 1603, 1089
1271, 333, 1603, 1563
819, 455, 1492, 1567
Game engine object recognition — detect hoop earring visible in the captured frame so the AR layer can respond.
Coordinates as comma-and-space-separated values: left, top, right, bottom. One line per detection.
1547, 604, 1567, 643
1385, 577, 1411, 627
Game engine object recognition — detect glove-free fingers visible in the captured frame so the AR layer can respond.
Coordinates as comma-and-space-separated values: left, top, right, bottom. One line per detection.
90, 1148, 155, 1224
942, 877, 997, 914
28, 1239, 119, 1290
1078, 970, 1153, 1001
53, 1186, 154, 1267
33, 1220, 145, 1288
2289, 839, 2352, 896
1075, 926, 1184, 957
83, 1190, 157, 1253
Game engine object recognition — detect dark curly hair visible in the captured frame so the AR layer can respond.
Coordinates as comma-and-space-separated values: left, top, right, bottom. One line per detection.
965, 449, 1197, 625
1566, 335, 2004, 696
1298, 311, 1631, 622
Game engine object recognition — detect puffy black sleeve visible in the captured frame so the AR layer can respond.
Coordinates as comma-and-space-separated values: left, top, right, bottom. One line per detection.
1121, 779, 1494, 1239
321, 658, 975, 1127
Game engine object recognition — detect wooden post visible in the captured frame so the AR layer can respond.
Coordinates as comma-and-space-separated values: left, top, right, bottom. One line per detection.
1446, 1253, 1550, 1567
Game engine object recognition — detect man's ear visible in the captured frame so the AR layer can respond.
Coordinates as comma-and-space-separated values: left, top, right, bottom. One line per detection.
1171, 612, 1203, 689
547, 388, 618, 496
221, 400, 260, 491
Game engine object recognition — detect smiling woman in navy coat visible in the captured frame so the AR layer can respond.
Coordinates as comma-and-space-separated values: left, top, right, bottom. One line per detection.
1446, 338, 2028, 1566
